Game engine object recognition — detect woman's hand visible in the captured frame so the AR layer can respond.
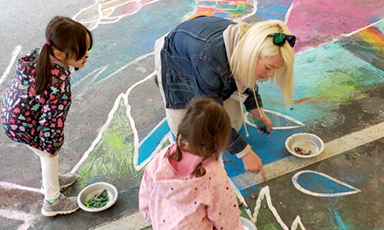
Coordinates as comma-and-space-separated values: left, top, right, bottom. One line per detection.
250, 108, 272, 135
241, 149, 267, 181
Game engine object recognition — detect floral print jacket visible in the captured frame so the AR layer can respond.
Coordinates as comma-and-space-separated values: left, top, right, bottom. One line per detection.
1, 49, 72, 155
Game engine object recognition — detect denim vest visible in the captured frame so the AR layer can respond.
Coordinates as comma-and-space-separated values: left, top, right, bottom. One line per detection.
160, 16, 263, 155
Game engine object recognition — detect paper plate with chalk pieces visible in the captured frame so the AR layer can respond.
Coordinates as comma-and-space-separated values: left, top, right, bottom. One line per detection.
240, 217, 256, 230
285, 133, 325, 158
77, 182, 118, 212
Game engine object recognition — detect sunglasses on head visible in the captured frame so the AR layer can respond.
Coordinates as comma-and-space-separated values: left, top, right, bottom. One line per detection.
268, 33, 296, 48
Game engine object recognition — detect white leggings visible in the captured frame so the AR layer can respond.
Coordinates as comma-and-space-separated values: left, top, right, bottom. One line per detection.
28, 146, 60, 200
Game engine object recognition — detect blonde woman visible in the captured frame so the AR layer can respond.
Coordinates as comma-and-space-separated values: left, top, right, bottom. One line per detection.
154, 16, 295, 181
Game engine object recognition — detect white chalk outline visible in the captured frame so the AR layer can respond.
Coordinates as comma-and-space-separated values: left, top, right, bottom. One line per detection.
284, 1, 295, 25
244, 109, 305, 130
0, 182, 40, 194
1, 4, 384, 230
231, 121, 384, 188
73, 0, 159, 30
0, 209, 36, 230
135, 127, 174, 170
292, 170, 361, 197
71, 70, 156, 173
0, 45, 22, 86
253, 186, 306, 230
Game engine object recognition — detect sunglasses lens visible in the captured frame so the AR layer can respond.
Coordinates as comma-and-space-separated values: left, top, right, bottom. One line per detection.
274, 34, 285, 46
268, 33, 296, 47
287, 36, 296, 47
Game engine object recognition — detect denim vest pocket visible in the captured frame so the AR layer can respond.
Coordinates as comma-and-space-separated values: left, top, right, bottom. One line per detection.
164, 52, 197, 108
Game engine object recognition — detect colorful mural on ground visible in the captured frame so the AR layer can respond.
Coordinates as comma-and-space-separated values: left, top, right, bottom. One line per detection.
1, 0, 384, 229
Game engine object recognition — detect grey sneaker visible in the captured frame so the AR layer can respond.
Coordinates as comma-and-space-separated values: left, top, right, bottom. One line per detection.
40, 173, 77, 194
41, 193, 79, 216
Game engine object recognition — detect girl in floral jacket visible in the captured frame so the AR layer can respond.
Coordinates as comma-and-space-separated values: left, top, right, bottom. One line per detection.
1, 16, 93, 216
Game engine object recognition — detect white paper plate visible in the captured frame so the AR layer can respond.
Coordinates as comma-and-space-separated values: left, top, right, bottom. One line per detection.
285, 133, 325, 158
77, 182, 118, 212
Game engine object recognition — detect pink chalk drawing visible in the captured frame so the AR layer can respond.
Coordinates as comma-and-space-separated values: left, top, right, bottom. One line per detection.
287, 0, 384, 52
73, 0, 159, 30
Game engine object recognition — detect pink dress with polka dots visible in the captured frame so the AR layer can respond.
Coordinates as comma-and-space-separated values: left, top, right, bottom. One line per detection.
139, 143, 244, 230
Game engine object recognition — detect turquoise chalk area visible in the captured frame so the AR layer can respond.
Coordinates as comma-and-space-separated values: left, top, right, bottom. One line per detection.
376, 20, 384, 33
333, 209, 348, 230
259, 39, 384, 123
137, 120, 170, 166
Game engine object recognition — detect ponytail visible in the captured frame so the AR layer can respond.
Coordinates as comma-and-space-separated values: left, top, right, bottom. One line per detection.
35, 43, 52, 95
165, 134, 183, 161
192, 159, 207, 177
33, 16, 93, 96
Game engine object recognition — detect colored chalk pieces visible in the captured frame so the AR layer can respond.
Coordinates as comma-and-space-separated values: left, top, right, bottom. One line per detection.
285, 133, 325, 159
239, 202, 249, 209
294, 147, 312, 155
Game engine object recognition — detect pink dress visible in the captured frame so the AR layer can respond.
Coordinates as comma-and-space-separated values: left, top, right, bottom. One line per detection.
139, 143, 244, 230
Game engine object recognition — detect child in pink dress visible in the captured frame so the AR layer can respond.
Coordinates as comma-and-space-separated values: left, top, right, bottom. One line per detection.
139, 98, 244, 230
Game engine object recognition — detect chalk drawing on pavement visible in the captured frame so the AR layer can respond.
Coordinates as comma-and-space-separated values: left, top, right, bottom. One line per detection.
73, 0, 159, 30
292, 170, 361, 197
183, 0, 256, 20
244, 110, 305, 130
253, 186, 306, 230
0, 209, 36, 230
0, 46, 22, 86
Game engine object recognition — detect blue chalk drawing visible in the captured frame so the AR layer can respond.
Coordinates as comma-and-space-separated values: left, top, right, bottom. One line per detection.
333, 209, 348, 230
136, 118, 172, 169
255, 0, 295, 21
292, 170, 361, 197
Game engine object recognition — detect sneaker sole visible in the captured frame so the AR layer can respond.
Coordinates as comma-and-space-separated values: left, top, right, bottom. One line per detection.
41, 206, 80, 217
40, 178, 77, 194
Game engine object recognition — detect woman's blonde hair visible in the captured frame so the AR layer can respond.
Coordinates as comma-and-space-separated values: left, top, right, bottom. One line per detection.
230, 20, 294, 108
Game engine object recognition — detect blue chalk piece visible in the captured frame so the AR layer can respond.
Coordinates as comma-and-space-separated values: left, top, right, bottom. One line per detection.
258, 126, 270, 135
252, 119, 270, 135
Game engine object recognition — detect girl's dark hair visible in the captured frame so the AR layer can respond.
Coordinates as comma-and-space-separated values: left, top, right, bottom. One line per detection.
34, 16, 93, 95
166, 98, 232, 178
